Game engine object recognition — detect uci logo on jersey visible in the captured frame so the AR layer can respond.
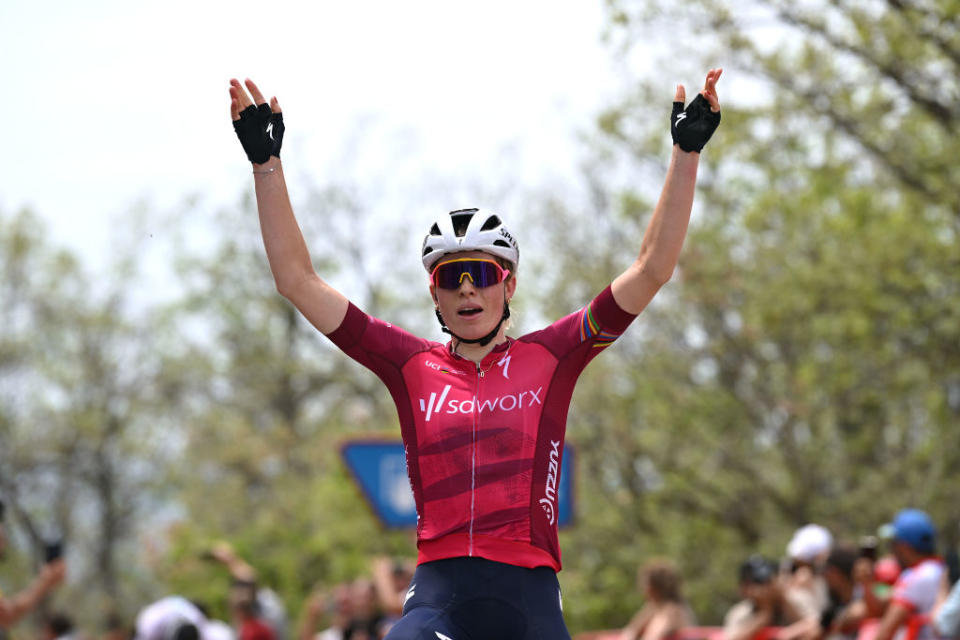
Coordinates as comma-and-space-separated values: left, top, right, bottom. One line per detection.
418, 384, 543, 422
424, 360, 465, 375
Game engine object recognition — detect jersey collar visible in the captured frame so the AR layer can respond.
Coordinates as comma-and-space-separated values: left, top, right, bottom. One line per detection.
446, 336, 513, 360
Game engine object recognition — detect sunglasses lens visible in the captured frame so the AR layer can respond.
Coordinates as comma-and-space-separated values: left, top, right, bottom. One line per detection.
433, 260, 504, 289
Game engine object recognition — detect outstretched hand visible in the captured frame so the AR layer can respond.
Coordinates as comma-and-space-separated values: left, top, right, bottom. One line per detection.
230, 78, 284, 165
40, 558, 66, 590
671, 68, 722, 153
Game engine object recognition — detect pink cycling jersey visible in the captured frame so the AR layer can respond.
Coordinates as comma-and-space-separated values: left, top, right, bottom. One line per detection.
327, 285, 636, 571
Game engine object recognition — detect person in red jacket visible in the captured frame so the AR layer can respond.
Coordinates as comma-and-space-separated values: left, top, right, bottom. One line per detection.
229, 66, 722, 640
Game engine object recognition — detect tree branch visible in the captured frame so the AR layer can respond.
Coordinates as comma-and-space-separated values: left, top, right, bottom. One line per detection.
771, 4, 957, 130
886, 0, 960, 69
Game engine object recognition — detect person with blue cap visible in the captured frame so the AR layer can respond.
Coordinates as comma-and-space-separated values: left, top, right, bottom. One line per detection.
872, 509, 944, 640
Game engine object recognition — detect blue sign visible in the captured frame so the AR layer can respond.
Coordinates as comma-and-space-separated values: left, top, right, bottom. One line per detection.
341, 440, 576, 529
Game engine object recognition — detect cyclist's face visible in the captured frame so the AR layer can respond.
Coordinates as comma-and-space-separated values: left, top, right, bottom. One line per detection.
430, 250, 516, 340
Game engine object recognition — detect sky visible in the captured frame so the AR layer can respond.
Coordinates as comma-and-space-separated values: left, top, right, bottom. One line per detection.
0, 1, 632, 271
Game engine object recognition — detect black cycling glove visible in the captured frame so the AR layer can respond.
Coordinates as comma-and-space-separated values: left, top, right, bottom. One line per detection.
671, 93, 721, 153
233, 103, 285, 164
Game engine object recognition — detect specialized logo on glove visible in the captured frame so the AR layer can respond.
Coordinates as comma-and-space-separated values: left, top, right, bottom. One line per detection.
233, 103, 285, 164
671, 94, 721, 153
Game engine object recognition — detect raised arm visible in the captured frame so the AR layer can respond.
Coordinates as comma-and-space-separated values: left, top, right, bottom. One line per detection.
229, 78, 349, 334
0, 559, 65, 628
611, 68, 722, 315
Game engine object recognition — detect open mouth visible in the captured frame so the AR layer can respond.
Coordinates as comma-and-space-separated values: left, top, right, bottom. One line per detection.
458, 307, 483, 317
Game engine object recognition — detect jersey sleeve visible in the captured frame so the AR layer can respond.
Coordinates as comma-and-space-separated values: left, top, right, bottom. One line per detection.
527, 285, 637, 359
326, 302, 435, 374
892, 576, 917, 612
891, 564, 940, 614
578, 285, 637, 347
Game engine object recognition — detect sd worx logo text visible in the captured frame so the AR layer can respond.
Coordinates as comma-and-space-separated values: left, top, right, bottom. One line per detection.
418, 384, 544, 422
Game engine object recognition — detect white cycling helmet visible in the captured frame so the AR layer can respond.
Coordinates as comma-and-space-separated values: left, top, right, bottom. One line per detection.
421, 208, 519, 272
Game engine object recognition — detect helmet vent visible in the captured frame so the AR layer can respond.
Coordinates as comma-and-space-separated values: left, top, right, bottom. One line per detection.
451, 212, 474, 237
422, 208, 518, 273
480, 215, 501, 231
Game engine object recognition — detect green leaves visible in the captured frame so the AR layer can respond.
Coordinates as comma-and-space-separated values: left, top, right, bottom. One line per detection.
541, 0, 960, 631
3, 3, 958, 635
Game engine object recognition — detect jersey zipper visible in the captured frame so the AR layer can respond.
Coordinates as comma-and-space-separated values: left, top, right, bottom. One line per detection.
468, 362, 483, 556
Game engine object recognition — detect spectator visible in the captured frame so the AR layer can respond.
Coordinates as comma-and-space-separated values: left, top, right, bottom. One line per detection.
340, 579, 386, 640
299, 584, 354, 640
134, 596, 220, 640
723, 555, 818, 640
818, 544, 867, 640
785, 524, 833, 615
619, 559, 695, 640
209, 543, 287, 640
0, 498, 67, 631
370, 557, 414, 622
947, 546, 960, 589
102, 612, 132, 640
854, 553, 901, 620
230, 592, 275, 640
933, 577, 960, 639
191, 603, 236, 640
872, 557, 902, 594
40, 613, 74, 640
872, 509, 944, 640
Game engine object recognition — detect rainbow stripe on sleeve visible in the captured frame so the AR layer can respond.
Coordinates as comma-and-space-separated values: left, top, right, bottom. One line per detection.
579, 305, 622, 347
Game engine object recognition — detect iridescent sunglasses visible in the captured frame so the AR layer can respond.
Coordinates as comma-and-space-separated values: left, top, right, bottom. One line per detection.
430, 258, 511, 290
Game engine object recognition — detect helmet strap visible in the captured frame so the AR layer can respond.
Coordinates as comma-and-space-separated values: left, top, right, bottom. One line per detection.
435, 299, 511, 348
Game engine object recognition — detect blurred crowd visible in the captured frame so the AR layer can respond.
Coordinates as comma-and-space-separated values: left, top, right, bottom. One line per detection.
617, 509, 960, 640
119, 545, 415, 640
1, 493, 414, 640
3, 499, 960, 640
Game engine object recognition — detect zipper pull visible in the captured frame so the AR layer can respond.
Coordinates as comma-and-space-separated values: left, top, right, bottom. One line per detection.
478, 369, 484, 378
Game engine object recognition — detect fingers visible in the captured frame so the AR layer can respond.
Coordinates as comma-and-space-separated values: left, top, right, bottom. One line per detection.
702, 67, 723, 92
701, 67, 722, 112
230, 78, 252, 110
244, 78, 267, 106
675, 84, 686, 104
230, 77, 280, 119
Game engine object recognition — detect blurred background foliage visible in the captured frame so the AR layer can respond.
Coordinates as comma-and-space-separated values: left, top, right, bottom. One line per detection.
1, 0, 958, 634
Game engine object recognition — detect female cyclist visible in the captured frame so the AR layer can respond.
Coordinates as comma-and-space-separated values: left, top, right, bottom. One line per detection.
229, 68, 721, 640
